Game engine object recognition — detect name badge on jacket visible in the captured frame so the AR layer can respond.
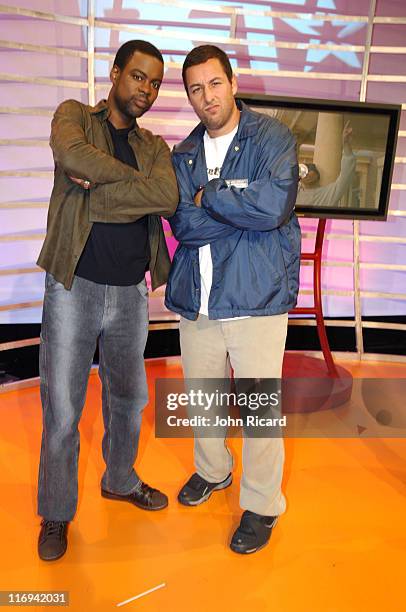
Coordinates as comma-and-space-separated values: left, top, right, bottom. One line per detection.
225, 178, 249, 189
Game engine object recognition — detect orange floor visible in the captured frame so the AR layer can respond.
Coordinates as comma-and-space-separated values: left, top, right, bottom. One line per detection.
0, 357, 405, 611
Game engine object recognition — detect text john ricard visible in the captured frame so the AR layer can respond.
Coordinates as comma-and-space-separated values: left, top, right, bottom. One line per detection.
167, 415, 287, 427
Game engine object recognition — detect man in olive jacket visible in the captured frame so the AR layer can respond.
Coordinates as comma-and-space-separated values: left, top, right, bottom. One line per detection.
36, 40, 178, 561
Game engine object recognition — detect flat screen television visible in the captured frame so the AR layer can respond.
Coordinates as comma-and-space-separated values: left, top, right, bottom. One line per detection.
238, 93, 401, 220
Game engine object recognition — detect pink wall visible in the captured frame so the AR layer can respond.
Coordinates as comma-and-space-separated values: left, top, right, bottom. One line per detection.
0, 0, 405, 323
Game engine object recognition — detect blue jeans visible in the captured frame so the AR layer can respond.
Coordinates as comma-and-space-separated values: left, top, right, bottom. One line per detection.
37, 273, 149, 521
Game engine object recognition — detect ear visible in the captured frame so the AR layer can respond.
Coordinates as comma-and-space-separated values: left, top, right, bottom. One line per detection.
110, 65, 120, 85
231, 73, 237, 96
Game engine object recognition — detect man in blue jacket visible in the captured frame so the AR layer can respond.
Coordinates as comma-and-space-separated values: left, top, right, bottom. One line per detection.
165, 45, 301, 554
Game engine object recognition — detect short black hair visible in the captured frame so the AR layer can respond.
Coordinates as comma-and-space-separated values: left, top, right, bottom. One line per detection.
113, 40, 164, 71
182, 45, 233, 93
307, 163, 320, 180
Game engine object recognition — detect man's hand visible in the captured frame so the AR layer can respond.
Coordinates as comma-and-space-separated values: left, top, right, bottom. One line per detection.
342, 120, 353, 155
68, 176, 94, 190
194, 188, 204, 207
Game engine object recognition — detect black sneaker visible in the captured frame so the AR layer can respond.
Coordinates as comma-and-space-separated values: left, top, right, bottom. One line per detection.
101, 481, 168, 511
38, 520, 69, 561
230, 510, 278, 554
178, 472, 232, 506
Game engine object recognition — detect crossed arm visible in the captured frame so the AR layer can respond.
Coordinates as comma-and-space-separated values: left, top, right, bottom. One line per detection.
169, 125, 298, 248
168, 157, 239, 248
50, 99, 178, 221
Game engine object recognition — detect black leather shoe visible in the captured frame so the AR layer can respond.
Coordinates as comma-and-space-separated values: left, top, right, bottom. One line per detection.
178, 472, 232, 506
38, 520, 69, 561
230, 510, 278, 554
101, 481, 168, 511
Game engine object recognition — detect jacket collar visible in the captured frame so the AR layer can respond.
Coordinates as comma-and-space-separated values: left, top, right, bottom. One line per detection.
174, 100, 258, 155
89, 99, 143, 140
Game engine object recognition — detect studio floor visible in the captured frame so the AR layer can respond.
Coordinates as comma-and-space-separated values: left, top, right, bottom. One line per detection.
0, 357, 405, 612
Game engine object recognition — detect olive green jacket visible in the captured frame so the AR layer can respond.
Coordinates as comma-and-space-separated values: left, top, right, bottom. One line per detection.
37, 99, 179, 290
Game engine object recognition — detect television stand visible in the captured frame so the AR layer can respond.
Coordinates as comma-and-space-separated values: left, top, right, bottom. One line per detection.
283, 218, 353, 414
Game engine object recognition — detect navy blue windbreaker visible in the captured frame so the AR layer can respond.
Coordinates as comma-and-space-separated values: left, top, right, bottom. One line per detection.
165, 101, 301, 320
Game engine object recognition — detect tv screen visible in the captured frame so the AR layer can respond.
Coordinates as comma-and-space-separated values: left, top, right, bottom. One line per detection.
238, 93, 401, 220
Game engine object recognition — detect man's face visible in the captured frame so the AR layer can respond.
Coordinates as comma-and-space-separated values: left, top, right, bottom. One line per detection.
301, 170, 319, 187
110, 51, 163, 119
185, 58, 238, 136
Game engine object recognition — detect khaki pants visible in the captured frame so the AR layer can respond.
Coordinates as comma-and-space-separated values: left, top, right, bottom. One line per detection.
179, 313, 288, 516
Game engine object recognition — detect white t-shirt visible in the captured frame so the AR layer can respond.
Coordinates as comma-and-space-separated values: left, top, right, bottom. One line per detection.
199, 126, 248, 320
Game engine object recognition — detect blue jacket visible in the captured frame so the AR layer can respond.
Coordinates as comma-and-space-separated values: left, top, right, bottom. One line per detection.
165, 101, 301, 320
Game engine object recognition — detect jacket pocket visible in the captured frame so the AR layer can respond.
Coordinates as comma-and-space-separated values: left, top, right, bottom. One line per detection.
277, 218, 301, 269
276, 218, 301, 303
165, 246, 196, 312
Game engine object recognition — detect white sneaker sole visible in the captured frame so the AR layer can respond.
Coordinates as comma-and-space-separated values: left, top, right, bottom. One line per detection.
230, 517, 278, 554
179, 474, 232, 506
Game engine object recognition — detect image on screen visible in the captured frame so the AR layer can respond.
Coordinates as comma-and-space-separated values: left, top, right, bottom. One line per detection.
240, 94, 400, 220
